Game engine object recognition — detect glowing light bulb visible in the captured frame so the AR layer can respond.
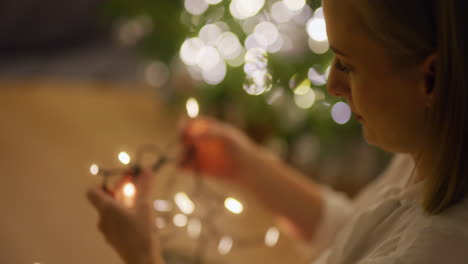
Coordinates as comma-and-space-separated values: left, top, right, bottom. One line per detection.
173, 213, 188, 227
123, 182, 136, 197
307, 18, 328, 42
224, 197, 244, 214
186, 98, 200, 118
265, 227, 280, 247
331, 102, 352, 124
174, 192, 195, 215
218, 236, 233, 255
89, 164, 99, 175
118, 152, 131, 165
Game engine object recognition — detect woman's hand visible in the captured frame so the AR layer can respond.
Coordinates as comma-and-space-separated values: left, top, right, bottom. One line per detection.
87, 170, 164, 264
180, 117, 261, 185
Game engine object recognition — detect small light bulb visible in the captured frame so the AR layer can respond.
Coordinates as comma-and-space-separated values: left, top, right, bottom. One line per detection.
186, 98, 200, 118
174, 192, 195, 215
173, 214, 188, 227
123, 182, 136, 197
218, 236, 233, 255
224, 197, 244, 214
118, 152, 131, 165
89, 164, 99, 175
265, 227, 280, 247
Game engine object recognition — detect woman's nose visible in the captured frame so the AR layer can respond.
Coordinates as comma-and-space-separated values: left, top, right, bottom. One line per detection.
326, 67, 351, 99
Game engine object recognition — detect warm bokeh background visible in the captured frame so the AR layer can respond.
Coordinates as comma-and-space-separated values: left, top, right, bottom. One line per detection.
0, 82, 311, 264
0, 0, 390, 263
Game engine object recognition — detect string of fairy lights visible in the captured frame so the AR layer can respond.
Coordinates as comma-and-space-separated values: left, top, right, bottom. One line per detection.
89, 108, 281, 263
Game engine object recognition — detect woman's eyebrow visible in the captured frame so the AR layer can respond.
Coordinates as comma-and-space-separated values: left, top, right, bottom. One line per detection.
330, 46, 350, 57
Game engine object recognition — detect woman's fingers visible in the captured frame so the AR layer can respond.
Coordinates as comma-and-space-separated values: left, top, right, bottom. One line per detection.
87, 187, 123, 214
134, 170, 155, 206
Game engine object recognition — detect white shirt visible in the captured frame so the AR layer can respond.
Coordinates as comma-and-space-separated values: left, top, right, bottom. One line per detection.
310, 154, 468, 264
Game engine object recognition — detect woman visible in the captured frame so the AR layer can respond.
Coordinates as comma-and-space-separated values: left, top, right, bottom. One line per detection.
87, 0, 468, 263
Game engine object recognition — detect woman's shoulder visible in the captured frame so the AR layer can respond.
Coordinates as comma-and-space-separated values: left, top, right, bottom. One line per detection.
429, 197, 468, 232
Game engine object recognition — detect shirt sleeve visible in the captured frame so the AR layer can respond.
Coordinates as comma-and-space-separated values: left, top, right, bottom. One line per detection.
306, 185, 354, 258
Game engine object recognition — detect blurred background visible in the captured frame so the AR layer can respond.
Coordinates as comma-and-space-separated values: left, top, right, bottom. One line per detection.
0, 0, 391, 263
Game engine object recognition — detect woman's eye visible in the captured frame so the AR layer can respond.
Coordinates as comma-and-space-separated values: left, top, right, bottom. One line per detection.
334, 59, 351, 73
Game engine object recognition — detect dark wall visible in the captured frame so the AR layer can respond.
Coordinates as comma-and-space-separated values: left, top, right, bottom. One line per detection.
0, 0, 109, 54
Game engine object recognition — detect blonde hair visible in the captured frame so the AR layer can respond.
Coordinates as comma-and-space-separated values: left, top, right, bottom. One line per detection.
353, 0, 468, 214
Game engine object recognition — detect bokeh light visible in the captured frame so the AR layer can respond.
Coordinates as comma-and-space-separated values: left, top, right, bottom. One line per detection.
155, 217, 167, 229
204, 0, 222, 4
186, 97, 200, 118
308, 38, 329, 54
187, 218, 202, 238
199, 24, 223, 45
308, 67, 327, 86
294, 88, 316, 109
229, 0, 265, 20
243, 70, 272, 95
196, 46, 222, 71
293, 4, 313, 24
243, 48, 272, 95
153, 200, 173, 212
306, 17, 328, 42
123, 182, 136, 197
185, 0, 209, 15
202, 59, 227, 84
216, 32, 242, 60
89, 164, 99, 175
331, 102, 352, 124
218, 236, 233, 255
283, 0, 306, 11
254, 21, 280, 47
118, 152, 131, 165
174, 192, 195, 215
144, 61, 170, 88
173, 213, 188, 227
224, 197, 244, 214
264, 227, 280, 247
271, 2, 295, 23
180, 37, 205, 66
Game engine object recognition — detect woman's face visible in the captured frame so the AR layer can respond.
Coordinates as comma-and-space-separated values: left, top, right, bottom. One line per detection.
323, 0, 432, 154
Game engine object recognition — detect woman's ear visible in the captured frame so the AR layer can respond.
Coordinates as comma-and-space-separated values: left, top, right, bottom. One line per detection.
421, 53, 437, 107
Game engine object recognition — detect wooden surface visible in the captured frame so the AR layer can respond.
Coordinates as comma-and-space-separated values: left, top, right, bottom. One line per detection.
0, 81, 308, 264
